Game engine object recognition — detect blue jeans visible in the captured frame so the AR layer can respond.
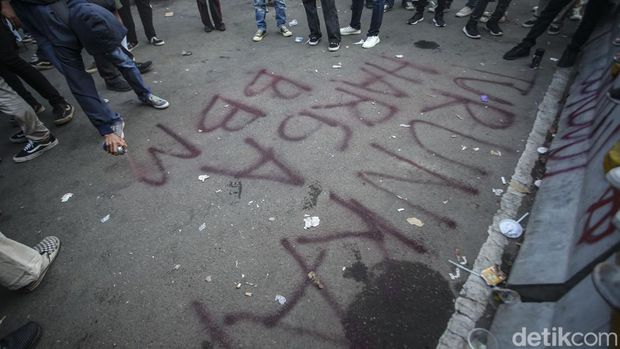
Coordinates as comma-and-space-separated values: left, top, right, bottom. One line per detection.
351, 0, 385, 36
12, 0, 121, 136
254, 0, 287, 30
100, 47, 151, 101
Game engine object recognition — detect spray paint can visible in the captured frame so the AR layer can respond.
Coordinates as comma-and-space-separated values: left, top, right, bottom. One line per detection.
530, 48, 545, 69
103, 143, 127, 155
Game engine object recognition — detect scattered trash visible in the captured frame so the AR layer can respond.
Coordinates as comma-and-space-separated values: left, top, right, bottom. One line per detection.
332, 63, 342, 69
449, 267, 461, 280
468, 328, 499, 349
181, 50, 192, 56
473, 147, 480, 151
205, 275, 212, 282
499, 212, 529, 238
288, 19, 298, 26
173, 264, 181, 270
100, 214, 110, 223
537, 146, 549, 154
244, 292, 253, 297
275, 294, 287, 305
406, 217, 424, 227
303, 215, 320, 229
235, 283, 242, 289
461, 145, 468, 151
294, 36, 304, 43
501, 176, 507, 185
550, 57, 559, 62
397, 208, 405, 212
480, 95, 489, 103
61, 193, 73, 202
390, 135, 397, 139
199, 223, 206, 232
354, 39, 365, 45
534, 179, 542, 187
492, 188, 504, 196
198, 174, 210, 182
455, 114, 463, 120
395, 54, 404, 58
510, 181, 531, 193
448, 260, 507, 286
308, 271, 324, 289
493, 287, 521, 304
245, 282, 256, 287
490, 150, 502, 157
164, 11, 174, 17
399, 124, 410, 128
268, 217, 276, 222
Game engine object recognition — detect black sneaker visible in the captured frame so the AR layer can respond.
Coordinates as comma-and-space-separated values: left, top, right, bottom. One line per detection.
557, 48, 579, 68
503, 43, 531, 60
149, 36, 165, 46
328, 41, 340, 52
31, 58, 53, 71
136, 61, 153, 74
407, 12, 424, 25
608, 88, 620, 103
308, 36, 321, 46
52, 103, 75, 126
9, 130, 27, 143
462, 20, 480, 39
106, 78, 132, 92
204, 26, 213, 32
547, 23, 561, 35
433, 14, 446, 27
127, 41, 139, 51
0, 322, 42, 349
13, 134, 58, 163
486, 21, 503, 36
216, 23, 226, 31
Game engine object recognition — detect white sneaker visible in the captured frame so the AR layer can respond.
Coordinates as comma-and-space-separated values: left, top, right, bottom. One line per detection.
362, 36, 380, 48
340, 26, 362, 36
455, 6, 473, 17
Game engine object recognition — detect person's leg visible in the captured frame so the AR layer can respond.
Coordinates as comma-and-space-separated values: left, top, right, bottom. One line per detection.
321, 0, 341, 43
470, 0, 491, 20
0, 232, 45, 290
208, 0, 224, 28
367, 0, 385, 36
566, 0, 608, 51
0, 68, 39, 108
0, 77, 50, 142
488, 0, 511, 22
118, 0, 139, 44
254, 0, 267, 31
134, 0, 157, 40
197, 0, 214, 29
274, 0, 287, 27
522, 0, 573, 46
350, 0, 364, 29
302, 0, 322, 38
101, 47, 151, 101
93, 54, 131, 92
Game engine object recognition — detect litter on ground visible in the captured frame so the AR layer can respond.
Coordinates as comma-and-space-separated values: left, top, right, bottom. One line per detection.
61, 193, 73, 202
406, 217, 424, 227
100, 214, 110, 223
199, 223, 206, 232
275, 295, 287, 305
308, 271, 324, 289
303, 215, 320, 229
198, 174, 210, 182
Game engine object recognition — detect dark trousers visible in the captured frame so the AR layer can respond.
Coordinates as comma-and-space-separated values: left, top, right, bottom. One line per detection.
196, 0, 223, 29
12, 0, 122, 136
471, 0, 511, 22
351, 0, 385, 36
94, 46, 136, 83
523, 0, 610, 48
0, 20, 65, 109
415, 0, 447, 14
302, 0, 340, 43
118, 0, 157, 44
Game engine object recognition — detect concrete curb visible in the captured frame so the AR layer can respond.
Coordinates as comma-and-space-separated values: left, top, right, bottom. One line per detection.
436, 68, 573, 349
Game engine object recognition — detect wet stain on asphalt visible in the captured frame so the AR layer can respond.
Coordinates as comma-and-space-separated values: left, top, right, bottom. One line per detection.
343, 250, 369, 283
414, 40, 440, 49
342, 260, 453, 349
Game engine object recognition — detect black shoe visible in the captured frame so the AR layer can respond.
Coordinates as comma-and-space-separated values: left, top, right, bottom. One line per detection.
328, 41, 340, 52
105, 78, 132, 92
433, 14, 446, 27
136, 61, 153, 74
52, 103, 75, 126
9, 130, 27, 143
216, 23, 226, 31
308, 36, 321, 46
204, 26, 213, 32
13, 134, 58, 163
0, 322, 42, 349
127, 41, 139, 51
462, 20, 480, 39
407, 12, 424, 25
149, 36, 165, 46
31, 58, 53, 71
503, 43, 531, 60
557, 48, 579, 68
608, 88, 620, 103
486, 21, 503, 36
